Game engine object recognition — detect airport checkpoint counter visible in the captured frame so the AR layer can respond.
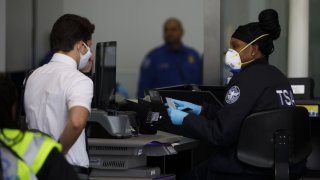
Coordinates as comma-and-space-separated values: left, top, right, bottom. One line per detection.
87, 131, 199, 180
86, 87, 222, 179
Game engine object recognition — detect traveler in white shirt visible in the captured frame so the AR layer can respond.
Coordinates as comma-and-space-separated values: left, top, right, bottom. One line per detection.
24, 14, 95, 174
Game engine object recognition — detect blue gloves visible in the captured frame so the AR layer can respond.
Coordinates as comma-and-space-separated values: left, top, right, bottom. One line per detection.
172, 99, 202, 115
167, 108, 188, 125
116, 83, 129, 98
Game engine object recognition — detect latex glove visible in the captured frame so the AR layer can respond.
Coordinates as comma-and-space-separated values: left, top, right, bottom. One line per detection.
172, 99, 202, 115
116, 83, 129, 98
167, 108, 188, 125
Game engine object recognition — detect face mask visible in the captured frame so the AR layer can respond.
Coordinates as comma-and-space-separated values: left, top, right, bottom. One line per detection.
225, 49, 243, 74
225, 34, 269, 74
78, 42, 92, 70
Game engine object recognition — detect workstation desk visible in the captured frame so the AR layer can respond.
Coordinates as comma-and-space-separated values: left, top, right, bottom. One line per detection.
88, 131, 199, 180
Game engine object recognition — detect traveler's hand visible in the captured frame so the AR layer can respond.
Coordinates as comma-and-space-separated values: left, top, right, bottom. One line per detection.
167, 108, 188, 125
171, 99, 202, 115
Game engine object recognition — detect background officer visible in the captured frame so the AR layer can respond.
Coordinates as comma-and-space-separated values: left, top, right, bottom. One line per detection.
167, 9, 302, 180
137, 18, 202, 98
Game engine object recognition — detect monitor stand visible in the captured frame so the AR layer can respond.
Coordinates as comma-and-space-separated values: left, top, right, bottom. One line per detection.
87, 109, 132, 139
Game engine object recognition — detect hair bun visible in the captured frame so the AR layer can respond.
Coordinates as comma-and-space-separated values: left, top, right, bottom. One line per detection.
258, 9, 281, 40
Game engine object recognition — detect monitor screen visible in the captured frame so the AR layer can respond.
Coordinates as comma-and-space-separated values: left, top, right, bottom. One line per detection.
297, 104, 319, 117
291, 85, 305, 95
288, 78, 314, 100
93, 41, 117, 109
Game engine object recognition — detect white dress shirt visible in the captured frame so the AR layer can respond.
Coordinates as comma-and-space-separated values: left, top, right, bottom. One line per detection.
24, 53, 93, 167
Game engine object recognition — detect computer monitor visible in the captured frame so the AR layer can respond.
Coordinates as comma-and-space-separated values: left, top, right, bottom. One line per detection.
157, 90, 223, 108
288, 78, 314, 100
198, 85, 227, 103
296, 99, 320, 117
155, 84, 227, 104
93, 41, 117, 109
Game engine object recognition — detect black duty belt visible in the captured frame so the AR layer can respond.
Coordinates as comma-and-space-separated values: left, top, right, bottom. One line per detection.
72, 165, 90, 175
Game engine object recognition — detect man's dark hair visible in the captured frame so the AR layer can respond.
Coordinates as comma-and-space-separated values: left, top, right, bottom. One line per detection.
0, 74, 18, 129
50, 14, 95, 52
163, 17, 184, 31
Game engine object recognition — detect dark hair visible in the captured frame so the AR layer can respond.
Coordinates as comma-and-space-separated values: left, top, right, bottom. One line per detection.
163, 17, 184, 31
0, 75, 18, 129
256, 9, 281, 56
50, 14, 95, 52
232, 9, 281, 56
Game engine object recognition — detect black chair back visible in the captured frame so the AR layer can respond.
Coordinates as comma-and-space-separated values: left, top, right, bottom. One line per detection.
237, 107, 312, 169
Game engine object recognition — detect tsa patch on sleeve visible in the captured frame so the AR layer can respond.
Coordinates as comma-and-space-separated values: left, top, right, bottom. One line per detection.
142, 58, 151, 69
225, 86, 241, 104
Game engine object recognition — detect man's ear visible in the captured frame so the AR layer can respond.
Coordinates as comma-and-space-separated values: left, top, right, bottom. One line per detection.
74, 41, 82, 52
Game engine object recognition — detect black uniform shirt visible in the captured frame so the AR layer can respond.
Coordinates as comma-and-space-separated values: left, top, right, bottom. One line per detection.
183, 57, 295, 174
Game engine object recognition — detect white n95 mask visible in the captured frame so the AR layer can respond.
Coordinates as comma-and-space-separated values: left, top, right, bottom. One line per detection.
224, 34, 269, 74
78, 42, 92, 70
225, 49, 242, 74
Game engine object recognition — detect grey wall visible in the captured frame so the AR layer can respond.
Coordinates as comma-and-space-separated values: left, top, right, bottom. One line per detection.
203, 0, 221, 85
63, 0, 204, 98
4, 0, 63, 72
35, 0, 63, 66
0, 0, 5, 72
6, 0, 33, 72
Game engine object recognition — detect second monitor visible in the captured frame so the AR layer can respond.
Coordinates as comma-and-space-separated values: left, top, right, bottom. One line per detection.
93, 41, 117, 110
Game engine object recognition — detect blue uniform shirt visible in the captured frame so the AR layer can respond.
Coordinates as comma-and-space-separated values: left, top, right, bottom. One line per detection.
138, 44, 202, 98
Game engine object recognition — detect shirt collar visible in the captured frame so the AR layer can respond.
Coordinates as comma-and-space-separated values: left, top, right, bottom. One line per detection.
50, 53, 78, 69
163, 43, 187, 53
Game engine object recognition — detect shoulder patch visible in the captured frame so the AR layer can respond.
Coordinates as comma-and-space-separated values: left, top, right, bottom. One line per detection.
142, 58, 151, 69
188, 55, 195, 64
225, 86, 240, 104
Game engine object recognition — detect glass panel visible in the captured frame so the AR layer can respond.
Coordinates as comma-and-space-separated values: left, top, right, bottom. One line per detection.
64, 0, 204, 98
309, 0, 320, 98
6, 0, 33, 72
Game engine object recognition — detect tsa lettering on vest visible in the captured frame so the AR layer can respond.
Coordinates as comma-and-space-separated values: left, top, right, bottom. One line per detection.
276, 90, 295, 106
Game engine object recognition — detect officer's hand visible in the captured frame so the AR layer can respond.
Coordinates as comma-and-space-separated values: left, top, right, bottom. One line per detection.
167, 107, 188, 125
116, 83, 129, 98
172, 99, 202, 115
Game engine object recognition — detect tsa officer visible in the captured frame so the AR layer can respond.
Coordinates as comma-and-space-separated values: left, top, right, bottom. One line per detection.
167, 9, 302, 180
137, 18, 202, 98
